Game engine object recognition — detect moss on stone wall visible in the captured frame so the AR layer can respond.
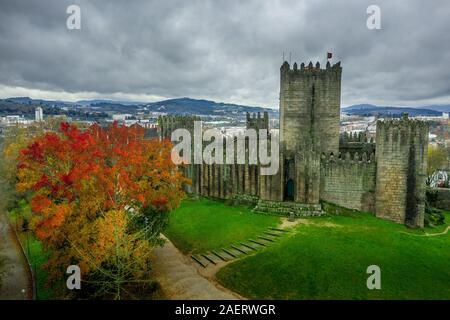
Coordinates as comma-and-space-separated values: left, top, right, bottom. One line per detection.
320, 200, 364, 216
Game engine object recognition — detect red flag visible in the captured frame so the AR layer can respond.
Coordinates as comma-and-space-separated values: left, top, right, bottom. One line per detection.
327, 52, 332, 59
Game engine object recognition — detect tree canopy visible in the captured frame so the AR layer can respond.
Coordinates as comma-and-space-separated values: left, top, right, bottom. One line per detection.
16, 122, 186, 297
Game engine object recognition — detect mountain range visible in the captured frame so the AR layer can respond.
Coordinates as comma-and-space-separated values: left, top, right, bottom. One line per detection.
342, 104, 450, 117
0, 97, 278, 117
1, 97, 450, 118
143, 98, 278, 116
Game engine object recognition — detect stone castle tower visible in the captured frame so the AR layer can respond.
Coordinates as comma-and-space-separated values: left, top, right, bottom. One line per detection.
278, 60, 342, 204
375, 115, 428, 227
279, 60, 342, 154
159, 58, 429, 228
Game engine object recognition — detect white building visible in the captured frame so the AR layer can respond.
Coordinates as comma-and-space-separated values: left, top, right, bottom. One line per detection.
0, 115, 33, 126
35, 107, 44, 122
442, 112, 449, 119
6, 115, 22, 124
112, 114, 133, 121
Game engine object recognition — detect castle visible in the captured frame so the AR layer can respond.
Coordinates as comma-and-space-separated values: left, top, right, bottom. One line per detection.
158, 60, 429, 228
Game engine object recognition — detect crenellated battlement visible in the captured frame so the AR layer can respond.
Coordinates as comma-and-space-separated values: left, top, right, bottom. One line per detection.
340, 131, 374, 144
378, 113, 427, 131
246, 111, 269, 130
280, 60, 342, 76
339, 131, 376, 158
158, 114, 200, 126
376, 113, 429, 147
321, 151, 375, 165
158, 115, 201, 139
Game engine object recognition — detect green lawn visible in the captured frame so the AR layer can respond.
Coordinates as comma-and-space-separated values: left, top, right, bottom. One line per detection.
18, 232, 54, 300
8, 202, 54, 300
216, 211, 450, 299
165, 198, 281, 254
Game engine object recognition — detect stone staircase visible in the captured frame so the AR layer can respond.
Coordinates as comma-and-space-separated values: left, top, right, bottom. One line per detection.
190, 227, 290, 268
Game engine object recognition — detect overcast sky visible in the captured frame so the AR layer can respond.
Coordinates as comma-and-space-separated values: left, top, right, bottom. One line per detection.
0, 0, 449, 108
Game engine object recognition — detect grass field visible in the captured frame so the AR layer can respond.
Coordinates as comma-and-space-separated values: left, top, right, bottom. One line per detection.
8, 201, 54, 300
18, 232, 54, 300
164, 198, 281, 254
216, 211, 450, 300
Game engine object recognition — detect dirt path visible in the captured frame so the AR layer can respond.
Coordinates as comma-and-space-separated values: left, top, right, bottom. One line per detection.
0, 213, 32, 300
423, 225, 450, 236
151, 235, 241, 300
400, 225, 450, 237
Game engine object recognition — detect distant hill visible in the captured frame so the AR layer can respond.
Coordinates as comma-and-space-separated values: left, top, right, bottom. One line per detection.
342, 104, 445, 117
2, 97, 75, 107
144, 97, 277, 116
6, 96, 448, 119
0, 96, 277, 118
76, 99, 142, 106
0, 99, 36, 115
419, 105, 450, 113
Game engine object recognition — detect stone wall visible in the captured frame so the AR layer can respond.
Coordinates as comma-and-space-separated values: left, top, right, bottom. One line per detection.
184, 132, 265, 200
320, 152, 376, 212
158, 115, 201, 193
293, 148, 321, 203
197, 162, 260, 200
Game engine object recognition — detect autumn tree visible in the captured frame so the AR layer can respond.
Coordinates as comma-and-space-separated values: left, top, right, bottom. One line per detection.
0, 120, 83, 202
1, 121, 92, 230
1, 125, 31, 184
17, 122, 186, 297
0, 124, 45, 213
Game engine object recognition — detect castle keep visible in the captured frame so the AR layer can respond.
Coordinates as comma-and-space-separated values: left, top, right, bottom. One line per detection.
158, 60, 429, 228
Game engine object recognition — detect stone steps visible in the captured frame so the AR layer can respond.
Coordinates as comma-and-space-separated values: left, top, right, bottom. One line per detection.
190, 227, 289, 268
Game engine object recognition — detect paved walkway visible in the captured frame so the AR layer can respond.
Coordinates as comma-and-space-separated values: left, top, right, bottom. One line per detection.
0, 213, 32, 300
151, 235, 240, 300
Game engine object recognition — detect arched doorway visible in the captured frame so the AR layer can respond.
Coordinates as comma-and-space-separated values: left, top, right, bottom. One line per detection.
284, 179, 295, 201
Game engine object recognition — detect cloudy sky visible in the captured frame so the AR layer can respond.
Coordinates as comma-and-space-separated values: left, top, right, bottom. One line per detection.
0, 0, 449, 108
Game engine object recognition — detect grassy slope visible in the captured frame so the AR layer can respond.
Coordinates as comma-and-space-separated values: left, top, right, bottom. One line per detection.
18, 233, 53, 300
164, 198, 281, 254
9, 204, 54, 300
216, 212, 450, 300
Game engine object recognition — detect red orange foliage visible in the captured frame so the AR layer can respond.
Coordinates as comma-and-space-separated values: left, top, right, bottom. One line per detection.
17, 122, 186, 286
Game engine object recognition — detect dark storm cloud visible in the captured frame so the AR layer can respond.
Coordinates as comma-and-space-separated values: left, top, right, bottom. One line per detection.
0, 0, 449, 107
